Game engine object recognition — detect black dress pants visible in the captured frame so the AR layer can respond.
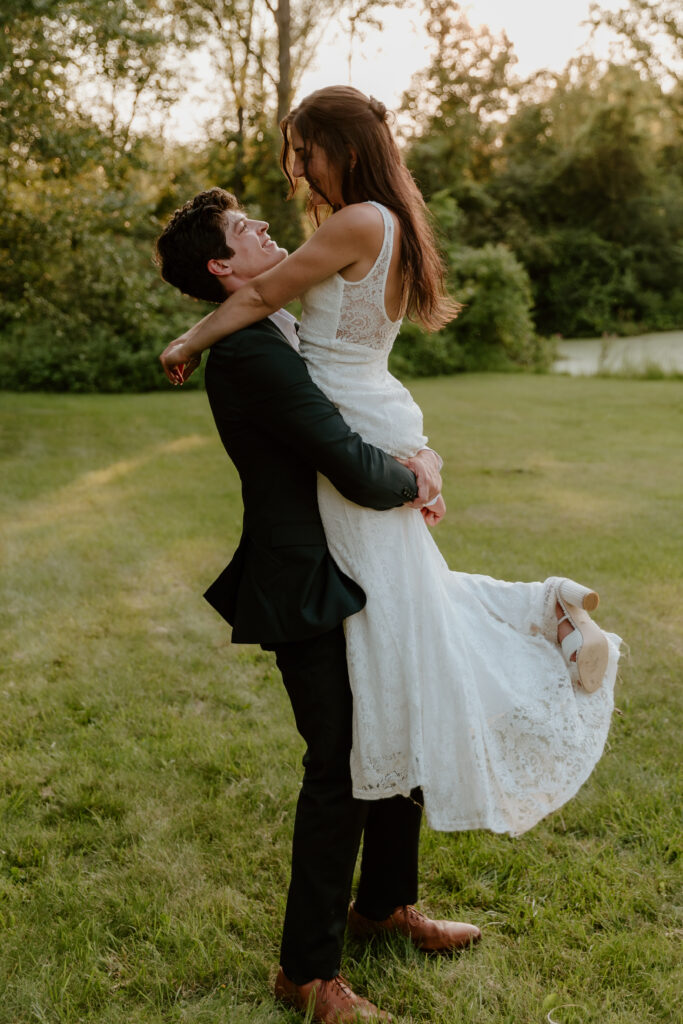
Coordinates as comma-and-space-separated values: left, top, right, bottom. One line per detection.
263, 624, 423, 984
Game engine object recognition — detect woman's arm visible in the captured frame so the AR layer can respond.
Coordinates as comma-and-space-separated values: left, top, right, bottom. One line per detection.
159, 204, 382, 383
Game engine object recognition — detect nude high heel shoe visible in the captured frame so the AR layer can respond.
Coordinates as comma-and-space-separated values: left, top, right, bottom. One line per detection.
555, 580, 608, 693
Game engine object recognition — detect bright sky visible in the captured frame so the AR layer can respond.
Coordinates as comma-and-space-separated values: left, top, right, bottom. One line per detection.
166, 0, 622, 141
302, 0, 611, 101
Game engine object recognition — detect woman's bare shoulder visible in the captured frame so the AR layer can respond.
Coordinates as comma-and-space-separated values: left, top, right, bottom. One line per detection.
317, 202, 385, 245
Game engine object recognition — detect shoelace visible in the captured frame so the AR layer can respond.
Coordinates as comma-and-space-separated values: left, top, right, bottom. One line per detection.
400, 904, 428, 924
319, 974, 356, 1005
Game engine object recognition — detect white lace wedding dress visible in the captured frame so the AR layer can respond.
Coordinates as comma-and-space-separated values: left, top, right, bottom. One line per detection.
298, 201, 622, 835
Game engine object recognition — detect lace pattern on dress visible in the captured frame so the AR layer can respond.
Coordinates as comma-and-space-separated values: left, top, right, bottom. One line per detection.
335, 202, 401, 353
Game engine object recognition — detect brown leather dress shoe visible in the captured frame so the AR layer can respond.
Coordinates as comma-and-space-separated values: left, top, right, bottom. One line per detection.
274, 967, 392, 1022
348, 903, 482, 953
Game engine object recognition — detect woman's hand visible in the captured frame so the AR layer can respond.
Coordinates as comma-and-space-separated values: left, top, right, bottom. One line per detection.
182, 352, 202, 381
421, 494, 446, 527
160, 338, 198, 385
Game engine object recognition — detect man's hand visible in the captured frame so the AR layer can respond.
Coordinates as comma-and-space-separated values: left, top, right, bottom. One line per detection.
397, 448, 442, 508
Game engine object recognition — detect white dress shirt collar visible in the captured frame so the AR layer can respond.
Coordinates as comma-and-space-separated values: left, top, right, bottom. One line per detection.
268, 309, 300, 351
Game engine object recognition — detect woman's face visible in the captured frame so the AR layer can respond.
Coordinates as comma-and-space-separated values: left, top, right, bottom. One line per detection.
289, 125, 345, 208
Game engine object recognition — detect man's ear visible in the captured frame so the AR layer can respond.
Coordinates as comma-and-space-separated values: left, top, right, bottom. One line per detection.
207, 258, 233, 279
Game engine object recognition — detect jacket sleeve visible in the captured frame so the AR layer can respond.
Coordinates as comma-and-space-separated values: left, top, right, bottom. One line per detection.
207, 330, 418, 510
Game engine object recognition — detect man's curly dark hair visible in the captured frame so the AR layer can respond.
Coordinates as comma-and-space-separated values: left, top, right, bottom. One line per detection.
155, 188, 240, 303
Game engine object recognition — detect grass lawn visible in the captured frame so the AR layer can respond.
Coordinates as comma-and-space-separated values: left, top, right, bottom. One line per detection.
0, 376, 681, 1024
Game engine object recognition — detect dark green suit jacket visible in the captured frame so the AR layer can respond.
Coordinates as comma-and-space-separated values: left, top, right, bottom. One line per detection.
203, 318, 418, 644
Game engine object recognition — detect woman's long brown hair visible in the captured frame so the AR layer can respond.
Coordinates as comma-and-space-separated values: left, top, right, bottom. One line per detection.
280, 86, 460, 331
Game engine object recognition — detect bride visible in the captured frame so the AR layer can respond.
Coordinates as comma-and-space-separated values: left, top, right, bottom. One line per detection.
160, 86, 621, 836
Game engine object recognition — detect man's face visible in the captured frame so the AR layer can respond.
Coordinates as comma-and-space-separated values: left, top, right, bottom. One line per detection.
222, 211, 287, 286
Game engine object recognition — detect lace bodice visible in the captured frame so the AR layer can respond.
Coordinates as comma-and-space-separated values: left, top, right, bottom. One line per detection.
298, 202, 427, 457
302, 201, 401, 356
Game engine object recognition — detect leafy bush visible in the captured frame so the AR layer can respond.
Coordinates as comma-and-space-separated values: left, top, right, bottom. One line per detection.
0, 279, 208, 395
391, 243, 551, 378
0, 187, 211, 393
390, 319, 466, 378
448, 244, 548, 369
1, 313, 206, 395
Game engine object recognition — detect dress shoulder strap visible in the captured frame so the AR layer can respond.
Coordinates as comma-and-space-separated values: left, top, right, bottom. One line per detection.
365, 201, 394, 287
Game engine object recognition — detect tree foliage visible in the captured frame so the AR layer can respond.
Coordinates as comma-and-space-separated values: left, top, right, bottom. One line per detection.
402, 0, 518, 201
402, 4, 683, 346
588, 0, 682, 90
492, 60, 683, 335
0, 3, 194, 390
1, 0, 681, 390
391, 193, 544, 378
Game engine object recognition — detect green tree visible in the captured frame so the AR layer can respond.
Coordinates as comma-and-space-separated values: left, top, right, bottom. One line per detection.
397, 4, 544, 371
588, 0, 682, 90
494, 60, 683, 334
390, 193, 544, 377
0, 0, 413, 391
172, 0, 405, 247
402, 1, 518, 205
0, 2, 211, 391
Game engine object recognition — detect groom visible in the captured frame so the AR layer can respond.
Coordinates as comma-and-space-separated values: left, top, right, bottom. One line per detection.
156, 188, 480, 1023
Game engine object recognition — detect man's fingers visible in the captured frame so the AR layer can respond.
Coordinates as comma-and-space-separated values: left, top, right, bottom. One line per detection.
397, 453, 442, 505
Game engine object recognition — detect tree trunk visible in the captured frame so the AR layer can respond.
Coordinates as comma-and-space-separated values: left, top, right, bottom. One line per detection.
276, 0, 291, 125
232, 104, 246, 200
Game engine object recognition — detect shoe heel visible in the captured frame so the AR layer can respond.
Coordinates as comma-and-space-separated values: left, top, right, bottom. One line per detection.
558, 579, 599, 612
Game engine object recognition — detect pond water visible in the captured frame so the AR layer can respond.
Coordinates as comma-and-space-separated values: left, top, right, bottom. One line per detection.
552, 331, 683, 376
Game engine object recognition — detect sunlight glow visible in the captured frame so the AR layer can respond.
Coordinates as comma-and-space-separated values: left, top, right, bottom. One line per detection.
163, 1, 626, 142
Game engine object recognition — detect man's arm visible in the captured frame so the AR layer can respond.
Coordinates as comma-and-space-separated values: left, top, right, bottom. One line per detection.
207, 330, 420, 511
